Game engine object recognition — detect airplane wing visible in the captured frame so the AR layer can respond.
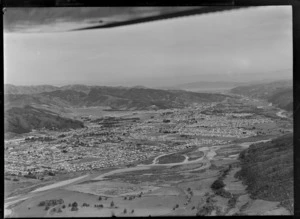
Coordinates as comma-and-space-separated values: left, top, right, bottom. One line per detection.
70, 7, 248, 31
4, 6, 250, 33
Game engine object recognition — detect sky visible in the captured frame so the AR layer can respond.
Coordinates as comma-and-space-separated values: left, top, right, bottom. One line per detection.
4, 6, 292, 87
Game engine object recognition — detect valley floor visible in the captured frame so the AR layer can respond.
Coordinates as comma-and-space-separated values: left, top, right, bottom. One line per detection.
4, 95, 293, 217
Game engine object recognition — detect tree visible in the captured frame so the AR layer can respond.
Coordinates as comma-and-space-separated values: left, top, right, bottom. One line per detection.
48, 172, 55, 176
110, 201, 114, 207
211, 179, 225, 191
123, 208, 127, 214
57, 208, 62, 213
131, 209, 134, 213
72, 202, 78, 208
62, 205, 66, 209
71, 206, 78, 211
99, 196, 102, 201
38, 201, 46, 207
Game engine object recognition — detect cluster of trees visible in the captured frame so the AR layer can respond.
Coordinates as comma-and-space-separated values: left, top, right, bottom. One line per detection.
228, 195, 238, 209
211, 179, 225, 191
38, 199, 64, 208
187, 187, 194, 196
210, 166, 233, 199
50, 207, 63, 213
70, 202, 78, 211
82, 203, 89, 207
256, 131, 266, 135
5, 177, 19, 181
158, 128, 177, 134
41, 200, 82, 213
25, 136, 54, 142
58, 134, 66, 138
196, 195, 217, 216
123, 196, 136, 201
122, 208, 135, 214
173, 204, 179, 210
94, 204, 103, 208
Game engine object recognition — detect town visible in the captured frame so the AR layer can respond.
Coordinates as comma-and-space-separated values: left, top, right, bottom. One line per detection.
5, 98, 291, 179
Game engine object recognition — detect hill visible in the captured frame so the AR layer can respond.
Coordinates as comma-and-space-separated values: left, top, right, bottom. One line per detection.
5, 105, 84, 134
4, 84, 93, 95
236, 134, 293, 213
267, 88, 293, 111
5, 85, 229, 111
162, 81, 248, 92
4, 85, 229, 134
4, 84, 59, 95
230, 80, 293, 111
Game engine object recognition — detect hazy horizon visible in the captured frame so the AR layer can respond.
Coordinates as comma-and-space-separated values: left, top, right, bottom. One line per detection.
4, 6, 292, 87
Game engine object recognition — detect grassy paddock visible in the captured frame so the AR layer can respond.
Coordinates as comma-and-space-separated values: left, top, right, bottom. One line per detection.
157, 154, 186, 164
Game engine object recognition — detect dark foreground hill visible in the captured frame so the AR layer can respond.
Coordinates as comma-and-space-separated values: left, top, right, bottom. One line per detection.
236, 134, 293, 213
5, 86, 229, 110
230, 80, 293, 111
5, 105, 84, 134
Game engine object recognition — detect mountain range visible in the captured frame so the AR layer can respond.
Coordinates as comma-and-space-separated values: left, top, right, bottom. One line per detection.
230, 80, 293, 111
4, 84, 229, 135
4, 80, 293, 135
4, 84, 229, 110
160, 81, 250, 92
5, 105, 84, 135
